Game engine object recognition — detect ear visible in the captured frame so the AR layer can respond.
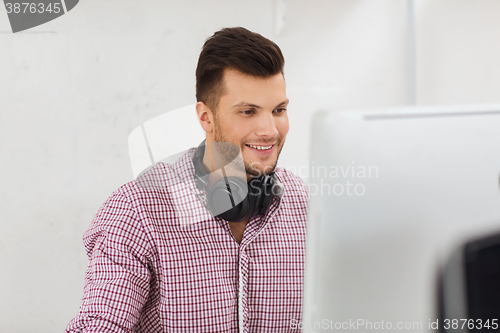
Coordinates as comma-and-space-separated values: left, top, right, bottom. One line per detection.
196, 101, 215, 134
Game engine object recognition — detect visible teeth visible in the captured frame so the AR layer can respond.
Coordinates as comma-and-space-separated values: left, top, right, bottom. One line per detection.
247, 144, 272, 150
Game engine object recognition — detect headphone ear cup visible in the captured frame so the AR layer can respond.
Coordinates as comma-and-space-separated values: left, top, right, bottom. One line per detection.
218, 195, 252, 222
247, 177, 263, 210
258, 185, 274, 215
207, 176, 251, 222
249, 175, 275, 216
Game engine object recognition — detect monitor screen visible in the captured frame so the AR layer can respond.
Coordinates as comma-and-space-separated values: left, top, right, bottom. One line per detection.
303, 105, 500, 333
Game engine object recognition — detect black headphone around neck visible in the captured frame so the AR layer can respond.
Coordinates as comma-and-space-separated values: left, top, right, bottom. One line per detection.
192, 140, 276, 222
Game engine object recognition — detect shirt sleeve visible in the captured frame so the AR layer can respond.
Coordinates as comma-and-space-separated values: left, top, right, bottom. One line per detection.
65, 191, 152, 333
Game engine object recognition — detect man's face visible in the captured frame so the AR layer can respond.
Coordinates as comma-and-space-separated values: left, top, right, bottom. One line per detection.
212, 68, 289, 178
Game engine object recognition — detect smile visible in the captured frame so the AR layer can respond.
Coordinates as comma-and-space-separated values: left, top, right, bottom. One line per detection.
246, 144, 274, 150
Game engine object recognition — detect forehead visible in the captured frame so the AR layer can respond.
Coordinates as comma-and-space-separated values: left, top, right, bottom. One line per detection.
219, 69, 287, 108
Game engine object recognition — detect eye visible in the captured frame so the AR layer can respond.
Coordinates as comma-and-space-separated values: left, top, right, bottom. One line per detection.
274, 108, 287, 114
241, 110, 256, 115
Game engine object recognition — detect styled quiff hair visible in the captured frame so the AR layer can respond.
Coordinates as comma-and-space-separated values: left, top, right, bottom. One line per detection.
196, 27, 285, 112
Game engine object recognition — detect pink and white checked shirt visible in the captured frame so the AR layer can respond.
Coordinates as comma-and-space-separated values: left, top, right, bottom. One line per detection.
66, 149, 309, 333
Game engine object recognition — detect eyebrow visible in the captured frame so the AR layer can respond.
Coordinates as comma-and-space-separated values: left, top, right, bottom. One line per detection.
232, 99, 289, 109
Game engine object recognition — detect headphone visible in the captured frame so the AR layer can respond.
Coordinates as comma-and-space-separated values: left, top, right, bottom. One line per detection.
192, 140, 276, 222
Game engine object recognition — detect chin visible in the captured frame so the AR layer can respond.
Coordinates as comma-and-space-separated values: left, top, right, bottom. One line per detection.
245, 161, 278, 177
242, 142, 284, 177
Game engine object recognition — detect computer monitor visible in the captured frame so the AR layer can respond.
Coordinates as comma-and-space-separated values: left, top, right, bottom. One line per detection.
439, 231, 500, 333
302, 105, 500, 332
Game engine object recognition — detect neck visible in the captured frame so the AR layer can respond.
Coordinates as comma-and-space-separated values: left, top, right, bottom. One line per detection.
202, 143, 215, 173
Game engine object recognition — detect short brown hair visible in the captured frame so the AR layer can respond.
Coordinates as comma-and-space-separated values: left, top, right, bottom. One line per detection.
196, 27, 285, 112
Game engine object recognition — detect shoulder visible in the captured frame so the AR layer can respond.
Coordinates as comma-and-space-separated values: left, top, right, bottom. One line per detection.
274, 167, 309, 201
83, 187, 151, 263
84, 155, 196, 259
122, 161, 177, 196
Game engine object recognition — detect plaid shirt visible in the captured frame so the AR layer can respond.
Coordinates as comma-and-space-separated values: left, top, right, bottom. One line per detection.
66, 149, 309, 333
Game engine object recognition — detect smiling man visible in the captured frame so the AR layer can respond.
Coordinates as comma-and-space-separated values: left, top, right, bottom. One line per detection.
198, 68, 289, 180
66, 27, 308, 333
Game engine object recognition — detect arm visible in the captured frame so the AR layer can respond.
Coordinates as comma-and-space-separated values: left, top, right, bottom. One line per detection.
66, 191, 152, 333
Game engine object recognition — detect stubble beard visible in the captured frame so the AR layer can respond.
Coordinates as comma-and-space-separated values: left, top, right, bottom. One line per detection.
213, 118, 284, 178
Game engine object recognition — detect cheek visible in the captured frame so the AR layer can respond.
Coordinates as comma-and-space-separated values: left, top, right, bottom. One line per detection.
222, 119, 251, 141
277, 117, 289, 138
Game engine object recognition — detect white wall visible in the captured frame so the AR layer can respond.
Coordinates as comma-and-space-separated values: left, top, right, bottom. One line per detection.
416, 0, 500, 105
1, 0, 500, 331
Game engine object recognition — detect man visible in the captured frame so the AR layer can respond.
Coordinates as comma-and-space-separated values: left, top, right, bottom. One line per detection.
66, 27, 308, 333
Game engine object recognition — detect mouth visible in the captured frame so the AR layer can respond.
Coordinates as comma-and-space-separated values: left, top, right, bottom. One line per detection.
245, 143, 275, 155
245, 144, 273, 150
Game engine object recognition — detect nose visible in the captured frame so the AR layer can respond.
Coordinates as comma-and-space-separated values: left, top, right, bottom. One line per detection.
255, 112, 279, 138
